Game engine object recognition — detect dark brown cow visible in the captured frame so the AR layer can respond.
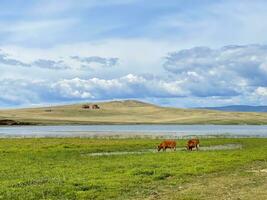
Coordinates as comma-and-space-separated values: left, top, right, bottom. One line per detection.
92, 104, 100, 109
82, 104, 90, 109
157, 140, 176, 152
187, 139, 200, 151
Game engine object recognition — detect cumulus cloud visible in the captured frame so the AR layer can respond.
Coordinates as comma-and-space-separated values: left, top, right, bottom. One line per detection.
255, 87, 267, 96
0, 49, 119, 70
163, 44, 267, 98
1, 44, 267, 107
32, 59, 69, 70
71, 56, 119, 68
0, 49, 68, 70
0, 51, 30, 67
51, 74, 187, 100
0, 74, 188, 106
0, 79, 49, 106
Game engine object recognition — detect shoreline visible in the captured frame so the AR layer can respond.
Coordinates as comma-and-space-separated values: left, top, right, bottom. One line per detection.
1, 122, 267, 126
0, 133, 266, 139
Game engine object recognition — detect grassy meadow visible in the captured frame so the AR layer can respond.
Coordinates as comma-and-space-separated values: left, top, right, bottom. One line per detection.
0, 100, 267, 125
0, 137, 266, 199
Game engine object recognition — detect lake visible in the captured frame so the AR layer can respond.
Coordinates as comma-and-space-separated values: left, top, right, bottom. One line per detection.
0, 125, 267, 138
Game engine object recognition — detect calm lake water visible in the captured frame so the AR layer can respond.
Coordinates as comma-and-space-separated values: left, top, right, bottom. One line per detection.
0, 125, 267, 138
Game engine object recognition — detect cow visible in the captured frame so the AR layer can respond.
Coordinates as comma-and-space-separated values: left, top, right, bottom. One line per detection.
187, 139, 200, 151
82, 104, 90, 109
157, 140, 176, 152
92, 104, 100, 109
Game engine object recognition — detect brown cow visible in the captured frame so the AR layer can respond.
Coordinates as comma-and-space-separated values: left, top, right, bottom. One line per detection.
82, 104, 90, 109
187, 139, 200, 151
157, 140, 176, 152
92, 104, 100, 109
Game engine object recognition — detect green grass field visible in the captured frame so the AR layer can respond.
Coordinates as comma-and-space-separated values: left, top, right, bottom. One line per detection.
1, 100, 267, 125
0, 137, 266, 199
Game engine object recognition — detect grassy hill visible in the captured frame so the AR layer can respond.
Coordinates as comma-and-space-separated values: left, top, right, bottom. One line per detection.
0, 100, 267, 125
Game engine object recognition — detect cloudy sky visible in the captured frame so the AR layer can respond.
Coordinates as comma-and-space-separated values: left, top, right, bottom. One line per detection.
1, 0, 267, 108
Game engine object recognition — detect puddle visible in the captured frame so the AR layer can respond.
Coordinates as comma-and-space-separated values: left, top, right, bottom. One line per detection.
88, 151, 152, 156
200, 144, 242, 151
247, 169, 267, 173
86, 144, 242, 157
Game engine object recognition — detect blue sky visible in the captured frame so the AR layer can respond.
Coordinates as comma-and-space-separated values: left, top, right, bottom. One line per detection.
1, 0, 267, 107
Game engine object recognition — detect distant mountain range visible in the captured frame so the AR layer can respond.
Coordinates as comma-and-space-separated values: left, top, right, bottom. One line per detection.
196, 105, 267, 112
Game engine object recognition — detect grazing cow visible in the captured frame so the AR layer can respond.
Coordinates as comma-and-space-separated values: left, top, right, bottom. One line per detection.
82, 104, 90, 109
187, 139, 200, 151
157, 140, 176, 152
92, 104, 100, 109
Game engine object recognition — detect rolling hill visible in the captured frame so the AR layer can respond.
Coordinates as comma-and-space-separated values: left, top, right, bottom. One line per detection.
0, 100, 267, 125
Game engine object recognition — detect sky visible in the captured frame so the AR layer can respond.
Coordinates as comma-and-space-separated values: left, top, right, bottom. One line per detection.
1, 0, 267, 108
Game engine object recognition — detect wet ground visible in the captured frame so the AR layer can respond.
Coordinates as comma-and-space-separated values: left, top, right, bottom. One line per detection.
87, 143, 242, 157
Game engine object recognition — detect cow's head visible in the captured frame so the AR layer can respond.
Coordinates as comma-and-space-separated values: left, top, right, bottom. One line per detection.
186, 144, 190, 150
157, 145, 162, 152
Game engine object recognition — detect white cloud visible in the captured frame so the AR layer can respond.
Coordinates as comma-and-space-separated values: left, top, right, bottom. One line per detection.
71, 56, 119, 69
0, 38, 175, 78
164, 44, 267, 98
51, 74, 187, 100
0, 48, 120, 71
255, 87, 267, 96
0, 74, 188, 106
1, 43, 267, 107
